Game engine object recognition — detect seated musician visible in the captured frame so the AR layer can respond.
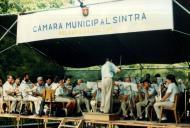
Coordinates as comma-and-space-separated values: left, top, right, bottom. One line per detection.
155, 80, 167, 102
55, 78, 75, 115
72, 79, 90, 114
117, 81, 130, 118
13, 78, 22, 113
20, 74, 42, 115
51, 76, 61, 90
34, 77, 45, 98
45, 77, 52, 89
3, 75, 19, 113
0, 78, 3, 113
117, 77, 138, 119
112, 81, 120, 112
136, 79, 156, 120
90, 87, 101, 112
154, 74, 179, 122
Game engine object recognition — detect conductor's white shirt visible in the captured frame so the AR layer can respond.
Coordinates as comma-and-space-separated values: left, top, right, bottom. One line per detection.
101, 61, 117, 78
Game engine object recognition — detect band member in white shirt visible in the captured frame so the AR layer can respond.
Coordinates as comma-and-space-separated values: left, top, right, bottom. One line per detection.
20, 73, 42, 115
3, 75, 18, 113
154, 74, 179, 122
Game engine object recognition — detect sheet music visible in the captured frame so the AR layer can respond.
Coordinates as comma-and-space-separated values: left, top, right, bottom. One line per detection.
87, 81, 97, 90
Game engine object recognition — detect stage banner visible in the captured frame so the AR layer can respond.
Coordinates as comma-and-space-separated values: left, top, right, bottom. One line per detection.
17, 0, 173, 44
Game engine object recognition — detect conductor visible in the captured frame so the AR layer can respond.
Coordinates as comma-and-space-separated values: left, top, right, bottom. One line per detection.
100, 58, 121, 113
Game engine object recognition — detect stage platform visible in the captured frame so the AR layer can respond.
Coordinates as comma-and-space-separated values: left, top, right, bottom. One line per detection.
0, 113, 189, 128
83, 112, 120, 121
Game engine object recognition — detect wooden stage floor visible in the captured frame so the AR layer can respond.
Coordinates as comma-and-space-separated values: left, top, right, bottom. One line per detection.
0, 113, 189, 128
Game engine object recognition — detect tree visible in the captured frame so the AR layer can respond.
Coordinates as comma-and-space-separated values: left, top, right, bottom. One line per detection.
0, 0, 74, 14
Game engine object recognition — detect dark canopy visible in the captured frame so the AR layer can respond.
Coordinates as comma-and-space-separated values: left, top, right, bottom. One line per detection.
0, 0, 190, 67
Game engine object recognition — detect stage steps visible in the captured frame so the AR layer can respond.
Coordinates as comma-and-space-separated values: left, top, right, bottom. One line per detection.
58, 119, 83, 128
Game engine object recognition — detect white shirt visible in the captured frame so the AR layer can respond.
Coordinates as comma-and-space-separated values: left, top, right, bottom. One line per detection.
55, 85, 71, 97
3, 81, 14, 97
101, 61, 118, 78
45, 83, 52, 89
55, 86, 64, 96
20, 80, 35, 97
51, 82, 59, 90
166, 83, 179, 103
36, 83, 45, 95
0, 87, 3, 97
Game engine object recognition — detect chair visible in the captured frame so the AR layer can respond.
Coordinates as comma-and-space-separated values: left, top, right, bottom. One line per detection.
1, 96, 11, 113
42, 89, 55, 102
160, 93, 179, 123
19, 99, 33, 114
42, 89, 55, 116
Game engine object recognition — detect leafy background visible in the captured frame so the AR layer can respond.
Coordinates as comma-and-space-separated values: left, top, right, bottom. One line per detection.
0, 0, 190, 87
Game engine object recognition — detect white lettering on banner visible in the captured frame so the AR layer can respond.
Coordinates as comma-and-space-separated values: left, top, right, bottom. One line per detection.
17, 0, 173, 44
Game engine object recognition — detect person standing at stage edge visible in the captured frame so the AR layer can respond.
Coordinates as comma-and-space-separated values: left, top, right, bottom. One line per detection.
100, 59, 121, 113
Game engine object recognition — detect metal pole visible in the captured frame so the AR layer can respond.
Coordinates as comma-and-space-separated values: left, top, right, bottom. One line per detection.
0, 25, 16, 37
173, 0, 190, 14
0, 44, 16, 54
119, 55, 122, 66
0, 20, 17, 42
185, 89, 187, 119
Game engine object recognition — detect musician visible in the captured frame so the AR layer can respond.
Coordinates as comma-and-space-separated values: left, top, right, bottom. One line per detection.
3, 75, 18, 113
72, 79, 90, 114
45, 77, 52, 89
51, 76, 61, 90
20, 74, 42, 115
13, 78, 22, 113
34, 77, 45, 97
136, 79, 156, 120
177, 79, 186, 93
90, 87, 101, 112
100, 59, 121, 113
109, 81, 121, 113
55, 78, 75, 114
154, 74, 179, 122
118, 77, 137, 119
0, 78, 3, 113
154, 73, 163, 86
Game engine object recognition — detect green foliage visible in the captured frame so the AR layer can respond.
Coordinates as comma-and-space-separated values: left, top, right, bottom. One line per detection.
65, 68, 190, 88
1, 0, 190, 87
65, 70, 101, 82
0, 0, 73, 14
0, 33, 65, 82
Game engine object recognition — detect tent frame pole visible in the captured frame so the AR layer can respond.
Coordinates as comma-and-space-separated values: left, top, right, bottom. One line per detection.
139, 64, 143, 77
0, 20, 17, 54
0, 20, 17, 42
0, 25, 16, 37
173, 0, 190, 14
0, 44, 16, 54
